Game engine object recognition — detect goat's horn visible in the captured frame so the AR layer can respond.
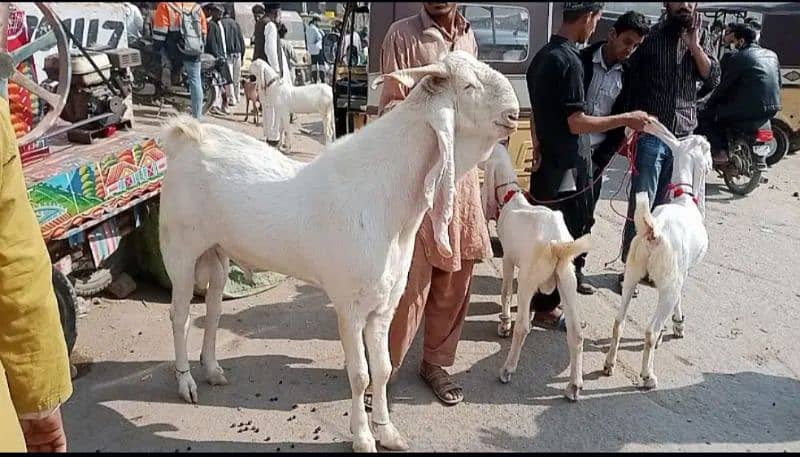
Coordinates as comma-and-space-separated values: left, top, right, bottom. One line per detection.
371, 62, 449, 90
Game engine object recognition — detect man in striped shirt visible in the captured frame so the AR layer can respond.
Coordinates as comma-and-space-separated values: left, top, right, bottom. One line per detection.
618, 2, 720, 281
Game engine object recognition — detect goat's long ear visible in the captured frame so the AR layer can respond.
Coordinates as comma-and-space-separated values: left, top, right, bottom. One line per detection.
692, 136, 713, 218
371, 62, 449, 90
643, 118, 680, 152
425, 101, 457, 258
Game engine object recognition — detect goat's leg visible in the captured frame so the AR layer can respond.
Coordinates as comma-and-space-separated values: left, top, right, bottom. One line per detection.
200, 250, 230, 386
497, 256, 515, 338
641, 286, 680, 390
672, 293, 685, 338
499, 267, 547, 383
336, 312, 375, 453
167, 258, 199, 403
243, 98, 250, 123
557, 262, 583, 401
365, 312, 408, 451
604, 260, 646, 376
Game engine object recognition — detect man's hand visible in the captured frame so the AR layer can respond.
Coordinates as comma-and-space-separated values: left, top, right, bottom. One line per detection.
682, 11, 703, 51
623, 110, 652, 132
20, 407, 67, 452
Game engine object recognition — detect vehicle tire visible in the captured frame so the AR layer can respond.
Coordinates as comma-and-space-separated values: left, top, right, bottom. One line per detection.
766, 121, 790, 167
53, 267, 78, 356
70, 268, 113, 297
334, 107, 350, 138
723, 142, 762, 196
202, 81, 218, 115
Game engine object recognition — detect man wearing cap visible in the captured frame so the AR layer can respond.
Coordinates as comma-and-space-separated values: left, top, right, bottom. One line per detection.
525, 2, 651, 331
306, 16, 325, 83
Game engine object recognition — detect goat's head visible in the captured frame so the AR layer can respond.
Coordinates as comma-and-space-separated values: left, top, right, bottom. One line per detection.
672, 134, 712, 218
250, 59, 281, 93
372, 50, 520, 257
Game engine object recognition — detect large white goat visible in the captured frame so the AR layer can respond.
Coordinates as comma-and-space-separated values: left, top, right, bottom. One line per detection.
479, 144, 591, 400
602, 119, 712, 389
158, 51, 519, 453
250, 59, 335, 149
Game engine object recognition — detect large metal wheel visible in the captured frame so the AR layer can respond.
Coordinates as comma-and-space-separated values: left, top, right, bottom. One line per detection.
0, 2, 71, 146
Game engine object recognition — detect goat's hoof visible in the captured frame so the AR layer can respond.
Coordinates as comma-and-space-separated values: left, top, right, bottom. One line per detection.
373, 423, 409, 451
565, 383, 582, 402
641, 375, 658, 390
499, 368, 513, 384
497, 320, 513, 338
177, 372, 199, 404
352, 434, 377, 453
602, 363, 615, 377
673, 323, 685, 338
206, 367, 229, 386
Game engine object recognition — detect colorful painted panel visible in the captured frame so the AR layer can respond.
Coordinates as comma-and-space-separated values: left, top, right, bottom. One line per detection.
27, 139, 166, 240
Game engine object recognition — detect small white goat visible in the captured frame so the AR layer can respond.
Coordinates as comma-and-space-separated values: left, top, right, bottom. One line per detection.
479, 144, 591, 400
158, 51, 519, 453
250, 59, 335, 150
602, 119, 712, 389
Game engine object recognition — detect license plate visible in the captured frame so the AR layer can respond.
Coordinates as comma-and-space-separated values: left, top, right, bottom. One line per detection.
753, 144, 771, 156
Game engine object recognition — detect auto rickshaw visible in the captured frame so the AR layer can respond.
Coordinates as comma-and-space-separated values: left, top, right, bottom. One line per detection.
697, 2, 800, 166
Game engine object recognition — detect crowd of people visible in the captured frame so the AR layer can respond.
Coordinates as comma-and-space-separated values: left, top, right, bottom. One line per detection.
0, 1, 784, 452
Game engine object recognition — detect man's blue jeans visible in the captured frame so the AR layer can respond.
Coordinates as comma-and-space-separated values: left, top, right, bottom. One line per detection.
621, 133, 674, 262
183, 58, 203, 119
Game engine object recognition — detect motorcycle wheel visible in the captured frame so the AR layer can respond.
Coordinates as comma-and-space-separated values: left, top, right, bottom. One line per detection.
723, 141, 762, 196
202, 81, 218, 115
766, 121, 790, 167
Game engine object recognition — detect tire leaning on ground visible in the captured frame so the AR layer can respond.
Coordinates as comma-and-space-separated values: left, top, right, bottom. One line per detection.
53, 267, 78, 357
766, 121, 791, 167
70, 268, 114, 297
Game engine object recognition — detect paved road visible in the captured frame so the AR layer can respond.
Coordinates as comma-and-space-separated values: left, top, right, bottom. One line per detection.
63, 108, 800, 452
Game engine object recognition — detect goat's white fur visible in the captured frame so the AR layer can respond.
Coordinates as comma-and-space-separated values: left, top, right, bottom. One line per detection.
478, 144, 591, 401
158, 51, 519, 453
602, 119, 712, 390
250, 59, 335, 149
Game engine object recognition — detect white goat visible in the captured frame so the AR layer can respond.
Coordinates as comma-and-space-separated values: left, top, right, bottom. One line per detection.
479, 144, 591, 400
602, 119, 712, 389
250, 59, 335, 150
158, 51, 519, 453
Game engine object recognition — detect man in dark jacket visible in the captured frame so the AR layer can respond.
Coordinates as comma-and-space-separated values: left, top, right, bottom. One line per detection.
204, 3, 233, 114
252, 4, 268, 63
696, 20, 781, 169
221, 6, 245, 106
580, 11, 650, 247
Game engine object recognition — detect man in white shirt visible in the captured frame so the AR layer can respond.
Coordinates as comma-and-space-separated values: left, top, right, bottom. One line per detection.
306, 16, 325, 82
262, 3, 292, 147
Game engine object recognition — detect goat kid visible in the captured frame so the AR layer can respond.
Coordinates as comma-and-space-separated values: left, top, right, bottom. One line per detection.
479, 144, 591, 401
250, 59, 335, 150
159, 51, 519, 452
242, 74, 261, 125
602, 119, 712, 390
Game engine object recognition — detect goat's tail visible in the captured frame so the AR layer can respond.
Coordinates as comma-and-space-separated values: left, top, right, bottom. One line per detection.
633, 191, 660, 241
549, 234, 592, 264
160, 114, 206, 159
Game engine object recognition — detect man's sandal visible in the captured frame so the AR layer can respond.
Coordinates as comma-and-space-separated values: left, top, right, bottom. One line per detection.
420, 365, 463, 406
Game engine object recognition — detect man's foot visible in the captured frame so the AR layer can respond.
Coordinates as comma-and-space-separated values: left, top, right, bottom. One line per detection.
419, 360, 463, 406
576, 269, 596, 295
266, 140, 281, 148
531, 308, 567, 332
209, 106, 224, 116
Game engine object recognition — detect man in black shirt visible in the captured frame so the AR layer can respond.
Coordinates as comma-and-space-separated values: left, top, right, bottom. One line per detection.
618, 2, 720, 281
526, 2, 651, 330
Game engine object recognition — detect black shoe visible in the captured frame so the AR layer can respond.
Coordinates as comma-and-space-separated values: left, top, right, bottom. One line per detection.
266, 140, 280, 148
576, 270, 596, 295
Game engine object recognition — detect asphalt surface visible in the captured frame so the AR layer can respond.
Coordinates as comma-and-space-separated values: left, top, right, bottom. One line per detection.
63, 105, 800, 452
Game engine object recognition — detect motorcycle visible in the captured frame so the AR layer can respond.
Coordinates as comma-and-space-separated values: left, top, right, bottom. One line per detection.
129, 39, 223, 116
714, 119, 773, 196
